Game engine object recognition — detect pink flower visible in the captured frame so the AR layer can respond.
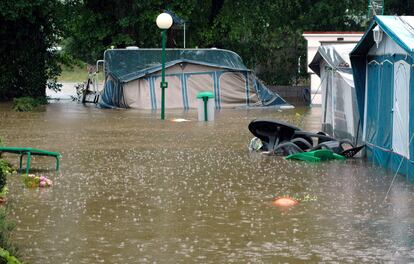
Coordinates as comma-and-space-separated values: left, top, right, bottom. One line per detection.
40, 176, 46, 181
45, 179, 53, 186
39, 181, 46, 187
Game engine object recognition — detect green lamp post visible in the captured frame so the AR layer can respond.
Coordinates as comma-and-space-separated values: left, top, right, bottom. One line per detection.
156, 12, 173, 120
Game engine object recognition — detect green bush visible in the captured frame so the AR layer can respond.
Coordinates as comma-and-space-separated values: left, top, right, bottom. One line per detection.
0, 160, 11, 192
0, 137, 3, 159
0, 247, 21, 264
0, 141, 19, 262
0, 136, 10, 192
0, 159, 18, 261
0, 208, 18, 262
12, 96, 48, 112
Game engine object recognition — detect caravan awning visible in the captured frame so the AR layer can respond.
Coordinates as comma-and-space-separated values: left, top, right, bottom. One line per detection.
104, 49, 249, 82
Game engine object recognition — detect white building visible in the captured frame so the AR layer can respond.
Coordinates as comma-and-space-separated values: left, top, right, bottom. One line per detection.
302, 32, 363, 105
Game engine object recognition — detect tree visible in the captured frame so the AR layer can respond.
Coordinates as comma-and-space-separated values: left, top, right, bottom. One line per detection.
385, 0, 414, 16
209, 0, 366, 84
63, 0, 198, 63
0, 0, 64, 101
63, 0, 367, 85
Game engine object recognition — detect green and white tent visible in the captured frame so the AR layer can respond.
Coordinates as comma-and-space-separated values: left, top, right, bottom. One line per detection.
350, 16, 414, 180
98, 48, 290, 109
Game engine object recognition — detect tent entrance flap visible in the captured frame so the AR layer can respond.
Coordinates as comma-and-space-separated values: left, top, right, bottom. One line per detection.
364, 61, 380, 144
392, 60, 411, 158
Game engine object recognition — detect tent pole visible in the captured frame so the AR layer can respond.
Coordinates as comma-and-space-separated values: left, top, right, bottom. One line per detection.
323, 70, 329, 124
184, 23, 186, 49
331, 70, 335, 134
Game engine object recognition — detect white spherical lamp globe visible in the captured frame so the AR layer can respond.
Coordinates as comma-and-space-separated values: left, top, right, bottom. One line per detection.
156, 13, 173, 29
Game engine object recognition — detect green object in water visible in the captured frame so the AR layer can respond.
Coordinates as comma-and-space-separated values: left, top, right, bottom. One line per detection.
196, 91, 214, 99
197, 91, 214, 121
0, 147, 61, 174
285, 149, 345, 162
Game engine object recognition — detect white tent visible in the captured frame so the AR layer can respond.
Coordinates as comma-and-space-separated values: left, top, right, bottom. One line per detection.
309, 44, 361, 143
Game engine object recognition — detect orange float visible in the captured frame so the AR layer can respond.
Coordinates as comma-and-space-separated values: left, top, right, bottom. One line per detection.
272, 197, 299, 207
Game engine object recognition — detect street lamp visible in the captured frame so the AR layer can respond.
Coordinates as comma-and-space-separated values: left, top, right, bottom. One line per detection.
156, 12, 173, 120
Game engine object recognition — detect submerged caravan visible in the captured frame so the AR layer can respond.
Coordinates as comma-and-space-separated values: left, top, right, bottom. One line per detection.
98, 48, 290, 109
350, 15, 414, 180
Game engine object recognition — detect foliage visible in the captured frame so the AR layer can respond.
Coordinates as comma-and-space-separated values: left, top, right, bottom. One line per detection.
62, 0, 197, 64
0, 138, 3, 159
0, 188, 8, 201
292, 194, 318, 202
22, 174, 53, 188
0, 0, 64, 101
0, 160, 13, 191
62, 0, 369, 85
385, 0, 414, 16
72, 83, 85, 102
58, 63, 87, 83
209, 0, 368, 84
2, 0, 414, 95
0, 139, 19, 263
12, 96, 48, 112
0, 208, 18, 261
0, 247, 22, 264
0, 137, 3, 147
0, 171, 6, 195
277, 194, 318, 203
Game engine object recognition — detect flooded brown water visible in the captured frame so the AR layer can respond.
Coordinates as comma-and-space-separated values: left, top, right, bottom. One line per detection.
1, 102, 414, 263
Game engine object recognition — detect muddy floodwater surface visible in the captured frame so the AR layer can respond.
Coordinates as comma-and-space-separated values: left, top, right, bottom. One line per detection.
0, 102, 414, 263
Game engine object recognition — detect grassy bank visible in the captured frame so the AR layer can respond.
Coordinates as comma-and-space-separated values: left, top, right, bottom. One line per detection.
58, 64, 104, 83
58, 64, 93, 83
58, 64, 88, 83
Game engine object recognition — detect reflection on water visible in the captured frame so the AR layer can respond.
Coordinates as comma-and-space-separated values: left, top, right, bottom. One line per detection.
0, 102, 414, 263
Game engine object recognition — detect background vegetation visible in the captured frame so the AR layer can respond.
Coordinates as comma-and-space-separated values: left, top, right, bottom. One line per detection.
0, 0, 65, 100
1, 0, 413, 101
0, 137, 19, 263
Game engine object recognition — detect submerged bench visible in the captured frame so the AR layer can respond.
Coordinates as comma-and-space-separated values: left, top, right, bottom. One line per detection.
0, 147, 61, 174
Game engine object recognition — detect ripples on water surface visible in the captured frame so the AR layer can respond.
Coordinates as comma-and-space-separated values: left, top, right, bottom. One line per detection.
0, 102, 414, 263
